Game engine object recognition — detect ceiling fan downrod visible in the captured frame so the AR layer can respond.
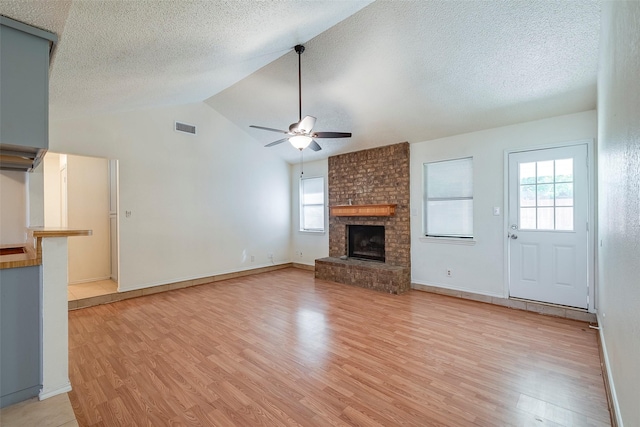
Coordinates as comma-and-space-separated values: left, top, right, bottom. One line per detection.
294, 44, 305, 123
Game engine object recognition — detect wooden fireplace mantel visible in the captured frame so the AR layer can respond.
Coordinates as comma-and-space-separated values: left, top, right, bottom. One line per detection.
330, 204, 397, 217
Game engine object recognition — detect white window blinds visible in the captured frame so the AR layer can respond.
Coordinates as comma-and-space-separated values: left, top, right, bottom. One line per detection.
424, 157, 473, 238
300, 177, 325, 231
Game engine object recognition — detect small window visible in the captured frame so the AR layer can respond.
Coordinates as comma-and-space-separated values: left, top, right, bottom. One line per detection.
300, 177, 325, 232
424, 157, 473, 238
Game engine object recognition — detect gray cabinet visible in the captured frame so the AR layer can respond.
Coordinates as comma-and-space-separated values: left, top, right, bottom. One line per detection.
0, 265, 41, 408
0, 16, 57, 171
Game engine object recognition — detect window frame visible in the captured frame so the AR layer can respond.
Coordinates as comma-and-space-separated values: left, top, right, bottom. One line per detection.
423, 157, 474, 239
299, 176, 325, 233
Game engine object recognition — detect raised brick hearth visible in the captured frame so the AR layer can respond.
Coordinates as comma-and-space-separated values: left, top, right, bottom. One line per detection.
315, 142, 411, 294
315, 257, 410, 294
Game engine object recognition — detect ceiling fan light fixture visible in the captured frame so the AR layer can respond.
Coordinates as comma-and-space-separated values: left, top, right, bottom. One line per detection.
289, 135, 312, 150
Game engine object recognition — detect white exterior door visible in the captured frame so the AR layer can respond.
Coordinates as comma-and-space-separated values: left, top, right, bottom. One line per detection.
508, 144, 589, 308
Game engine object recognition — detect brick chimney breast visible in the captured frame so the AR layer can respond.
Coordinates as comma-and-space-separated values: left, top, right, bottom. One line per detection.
317, 142, 411, 294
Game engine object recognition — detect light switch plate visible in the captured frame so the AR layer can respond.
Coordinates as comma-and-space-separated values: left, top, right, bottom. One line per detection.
493, 207, 500, 216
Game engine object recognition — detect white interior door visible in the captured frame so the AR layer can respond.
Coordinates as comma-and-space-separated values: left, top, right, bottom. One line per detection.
508, 145, 589, 308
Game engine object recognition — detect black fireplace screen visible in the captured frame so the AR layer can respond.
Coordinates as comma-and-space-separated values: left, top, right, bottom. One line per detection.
348, 225, 385, 262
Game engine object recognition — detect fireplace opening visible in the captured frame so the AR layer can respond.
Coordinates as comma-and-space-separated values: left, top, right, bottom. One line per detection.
348, 225, 385, 262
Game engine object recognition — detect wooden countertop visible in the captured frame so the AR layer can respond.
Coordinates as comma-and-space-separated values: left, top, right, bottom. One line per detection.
0, 242, 38, 269
0, 227, 92, 269
28, 227, 92, 238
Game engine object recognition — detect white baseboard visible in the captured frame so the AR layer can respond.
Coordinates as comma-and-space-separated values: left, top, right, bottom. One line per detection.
411, 279, 503, 299
39, 382, 72, 401
413, 282, 596, 323
116, 262, 293, 293
597, 314, 623, 427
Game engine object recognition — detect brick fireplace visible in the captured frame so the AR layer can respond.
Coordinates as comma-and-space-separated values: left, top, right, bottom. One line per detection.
315, 142, 411, 294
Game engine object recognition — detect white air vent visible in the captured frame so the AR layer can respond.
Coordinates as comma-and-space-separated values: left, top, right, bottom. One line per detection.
175, 121, 197, 135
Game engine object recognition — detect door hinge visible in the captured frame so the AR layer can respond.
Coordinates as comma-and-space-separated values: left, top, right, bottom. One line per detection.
586, 222, 589, 231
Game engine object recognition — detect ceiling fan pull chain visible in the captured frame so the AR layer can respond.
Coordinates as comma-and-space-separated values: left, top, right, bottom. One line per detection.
300, 149, 304, 177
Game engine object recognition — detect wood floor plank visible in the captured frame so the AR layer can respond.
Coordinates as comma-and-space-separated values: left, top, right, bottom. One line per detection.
68, 268, 610, 426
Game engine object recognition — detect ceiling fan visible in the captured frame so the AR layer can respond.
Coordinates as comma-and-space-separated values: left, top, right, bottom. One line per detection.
250, 44, 352, 151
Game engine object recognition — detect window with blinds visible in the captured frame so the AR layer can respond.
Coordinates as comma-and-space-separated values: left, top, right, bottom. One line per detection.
423, 157, 473, 238
300, 177, 325, 232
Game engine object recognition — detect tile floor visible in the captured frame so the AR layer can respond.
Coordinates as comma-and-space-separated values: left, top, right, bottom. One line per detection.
67, 279, 118, 301
0, 393, 77, 427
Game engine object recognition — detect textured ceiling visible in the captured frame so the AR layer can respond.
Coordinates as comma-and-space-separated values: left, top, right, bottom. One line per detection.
1, 0, 372, 120
0, 1, 600, 164
208, 0, 601, 163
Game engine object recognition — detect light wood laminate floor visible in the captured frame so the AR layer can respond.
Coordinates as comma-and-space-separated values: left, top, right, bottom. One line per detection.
68, 268, 610, 426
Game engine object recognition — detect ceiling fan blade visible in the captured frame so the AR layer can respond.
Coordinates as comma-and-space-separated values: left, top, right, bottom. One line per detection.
297, 115, 316, 133
264, 138, 289, 147
309, 140, 322, 152
312, 131, 352, 138
250, 125, 289, 134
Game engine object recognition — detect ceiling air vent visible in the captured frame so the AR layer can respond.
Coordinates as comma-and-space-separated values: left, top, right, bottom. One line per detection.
175, 121, 197, 135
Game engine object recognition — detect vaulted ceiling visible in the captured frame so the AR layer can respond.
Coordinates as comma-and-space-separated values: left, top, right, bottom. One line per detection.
0, 0, 601, 163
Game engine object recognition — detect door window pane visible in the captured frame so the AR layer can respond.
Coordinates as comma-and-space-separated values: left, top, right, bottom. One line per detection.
555, 183, 573, 206
537, 184, 554, 206
537, 208, 554, 230
556, 207, 574, 230
555, 158, 573, 182
518, 158, 574, 231
520, 185, 536, 207
520, 208, 536, 229
537, 161, 554, 183
520, 162, 536, 185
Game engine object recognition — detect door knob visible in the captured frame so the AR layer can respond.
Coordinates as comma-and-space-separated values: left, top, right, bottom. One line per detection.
510, 233, 518, 239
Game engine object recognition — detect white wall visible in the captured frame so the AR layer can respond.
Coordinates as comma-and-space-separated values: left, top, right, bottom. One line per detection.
43, 153, 62, 227
50, 102, 291, 291
290, 159, 329, 265
597, 1, 640, 425
39, 236, 72, 400
410, 111, 597, 297
66, 155, 110, 284
0, 171, 28, 244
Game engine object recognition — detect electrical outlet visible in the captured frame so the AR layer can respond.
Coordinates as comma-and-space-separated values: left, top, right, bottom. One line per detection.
250, 255, 255, 262
446, 268, 452, 277
299, 251, 303, 258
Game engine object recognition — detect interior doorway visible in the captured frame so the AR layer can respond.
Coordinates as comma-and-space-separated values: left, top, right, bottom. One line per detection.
43, 153, 119, 300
